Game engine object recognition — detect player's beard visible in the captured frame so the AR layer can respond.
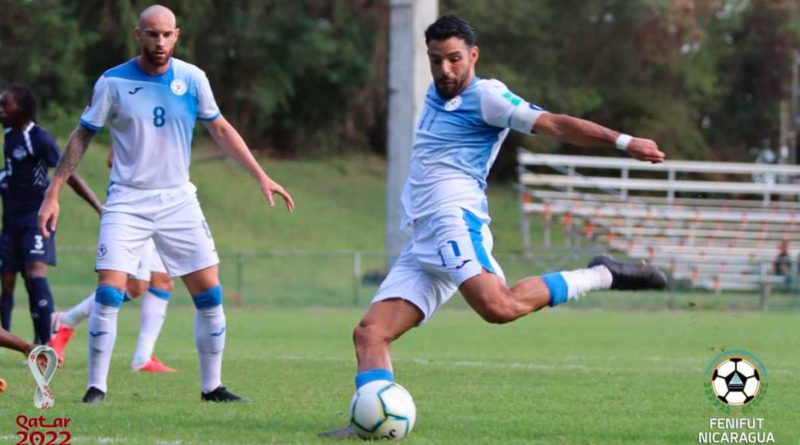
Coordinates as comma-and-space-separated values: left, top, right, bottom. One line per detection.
142, 46, 173, 68
434, 74, 466, 99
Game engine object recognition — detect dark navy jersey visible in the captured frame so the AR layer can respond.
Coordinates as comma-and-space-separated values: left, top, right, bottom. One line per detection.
2, 123, 60, 216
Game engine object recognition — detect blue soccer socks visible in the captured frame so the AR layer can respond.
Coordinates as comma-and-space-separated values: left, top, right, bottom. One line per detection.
355, 368, 394, 389
1, 291, 13, 331
25, 277, 55, 344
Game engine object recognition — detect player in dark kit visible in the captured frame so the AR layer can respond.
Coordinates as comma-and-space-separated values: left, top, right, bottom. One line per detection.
0, 85, 102, 344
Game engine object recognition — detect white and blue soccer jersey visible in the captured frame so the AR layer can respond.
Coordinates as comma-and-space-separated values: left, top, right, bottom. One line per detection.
80, 57, 220, 189
400, 77, 545, 226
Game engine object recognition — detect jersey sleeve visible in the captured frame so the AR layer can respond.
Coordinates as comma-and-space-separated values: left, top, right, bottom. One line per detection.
479, 80, 546, 134
80, 76, 113, 132
37, 131, 61, 168
196, 72, 221, 121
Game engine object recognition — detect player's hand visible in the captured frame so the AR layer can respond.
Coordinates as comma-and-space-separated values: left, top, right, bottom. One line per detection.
38, 195, 60, 238
626, 137, 665, 164
35, 350, 62, 369
260, 177, 295, 212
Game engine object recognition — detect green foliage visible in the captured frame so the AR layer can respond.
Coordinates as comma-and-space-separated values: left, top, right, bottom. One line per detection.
444, 0, 799, 174
1, 1, 797, 161
179, 1, 379, 154
701, 0, 800, 155
0, 0, 95, 118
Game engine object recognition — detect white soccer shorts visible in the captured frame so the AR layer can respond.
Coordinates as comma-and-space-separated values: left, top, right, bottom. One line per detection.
96, 182, 219, 278
372, 207, 505, 323
130, 238, 168, 282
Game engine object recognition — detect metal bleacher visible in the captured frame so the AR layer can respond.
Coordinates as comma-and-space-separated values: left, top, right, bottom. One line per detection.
517, 150, 800, 295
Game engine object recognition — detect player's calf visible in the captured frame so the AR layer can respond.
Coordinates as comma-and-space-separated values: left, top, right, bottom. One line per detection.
460, 273, 549, 323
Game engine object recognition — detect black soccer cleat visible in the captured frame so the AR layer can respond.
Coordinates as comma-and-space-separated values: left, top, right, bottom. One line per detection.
588, 255, 667, 290
318, 425, 357, 439
82, 386, 106, 404
201, 386, 249, 403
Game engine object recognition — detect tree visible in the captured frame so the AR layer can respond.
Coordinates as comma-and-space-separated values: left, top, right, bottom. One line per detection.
0, 0, 94, 124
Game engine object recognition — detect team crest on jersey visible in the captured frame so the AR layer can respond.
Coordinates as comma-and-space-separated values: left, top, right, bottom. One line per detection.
12, 146, 27, 160
444, 95, 463, 111
170, 79, 188, 96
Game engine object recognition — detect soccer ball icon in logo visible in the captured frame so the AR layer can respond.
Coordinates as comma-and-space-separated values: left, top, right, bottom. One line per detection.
711, 356, 760, 406
349, 380, 416, 440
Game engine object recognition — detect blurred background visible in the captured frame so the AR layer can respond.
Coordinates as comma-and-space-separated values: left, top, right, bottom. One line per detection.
1, 0, 799, 312
2, 0, 799, 166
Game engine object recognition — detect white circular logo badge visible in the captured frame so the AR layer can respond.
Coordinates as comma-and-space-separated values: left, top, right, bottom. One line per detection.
170, 79, 187, 96
710, 355, 762, 406
444, 96, 462, 112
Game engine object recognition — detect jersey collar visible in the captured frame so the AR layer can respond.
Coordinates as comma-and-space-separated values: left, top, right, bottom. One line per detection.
6, 121, 34, 135
132, 57, 174, 79
433, 76, 479, 102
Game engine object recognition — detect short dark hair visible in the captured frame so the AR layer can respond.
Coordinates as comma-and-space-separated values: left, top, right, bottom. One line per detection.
5, 85, 37, 122
424, 15, 476, 46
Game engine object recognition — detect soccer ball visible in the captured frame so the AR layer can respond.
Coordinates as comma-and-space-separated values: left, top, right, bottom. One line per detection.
711, 357, 760, 406
349, 380, 416, 440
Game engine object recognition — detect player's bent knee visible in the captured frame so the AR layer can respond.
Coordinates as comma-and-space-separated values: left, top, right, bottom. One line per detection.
151, 272, 174, 293
353, 321, 393, 348
23, 262, 48, 279
126, 280, 148, 299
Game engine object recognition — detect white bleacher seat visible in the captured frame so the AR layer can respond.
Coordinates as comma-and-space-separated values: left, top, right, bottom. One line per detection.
517, 150, 800, 294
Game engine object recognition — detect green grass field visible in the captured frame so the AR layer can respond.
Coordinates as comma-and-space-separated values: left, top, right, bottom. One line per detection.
1, 149, 798, 443
0, 306, 797, 444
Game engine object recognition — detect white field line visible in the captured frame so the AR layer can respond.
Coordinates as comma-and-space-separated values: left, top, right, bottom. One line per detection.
279, 354, 791, 374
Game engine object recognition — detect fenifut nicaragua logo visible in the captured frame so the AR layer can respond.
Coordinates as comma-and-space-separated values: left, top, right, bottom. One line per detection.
705, 350, 767, 411
697, 350, 775, 444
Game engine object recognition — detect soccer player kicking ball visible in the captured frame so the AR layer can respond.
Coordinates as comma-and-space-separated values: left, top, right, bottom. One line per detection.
50, 240, 176, 373
38, 5, 294, 404
321, 15, 667, 437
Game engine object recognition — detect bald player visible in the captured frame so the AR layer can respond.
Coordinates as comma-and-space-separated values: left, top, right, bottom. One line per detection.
38, 4, 294, 404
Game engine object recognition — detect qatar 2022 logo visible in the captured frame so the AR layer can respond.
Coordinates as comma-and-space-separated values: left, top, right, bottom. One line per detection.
705, 350, 767, 412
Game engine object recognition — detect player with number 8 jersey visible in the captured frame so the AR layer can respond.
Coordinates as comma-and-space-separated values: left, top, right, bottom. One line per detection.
38, 4, 295, 404
79, 57, 218, 189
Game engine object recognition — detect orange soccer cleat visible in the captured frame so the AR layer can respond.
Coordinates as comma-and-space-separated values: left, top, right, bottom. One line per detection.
48, 325, 74, 362
133, 356, 177, 373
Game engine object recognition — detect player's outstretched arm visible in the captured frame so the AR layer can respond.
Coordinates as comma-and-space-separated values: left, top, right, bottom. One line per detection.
38, 125, 96, 237
66, 173, 103, 215
202, 116, 295, 212
532, 113, 665, 163
0, 327, 35, 355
